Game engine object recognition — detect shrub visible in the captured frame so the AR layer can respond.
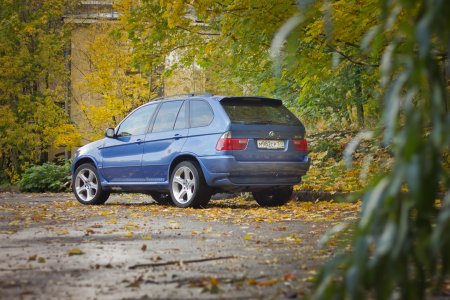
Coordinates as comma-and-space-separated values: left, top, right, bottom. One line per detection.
19, 160, 72, 192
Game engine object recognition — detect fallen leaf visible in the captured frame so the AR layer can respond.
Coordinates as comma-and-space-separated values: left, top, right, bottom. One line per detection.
123, 232, 133, 238
201, 277, 221, 294
68, 248, 84, 256
127, 275, 143, 288
55, 229, 69, 235
85, 229, 95, 235
283, 272, 296, 281
256, 279, 278, 287
247, 278, 278, 286
273, 227, 288, 231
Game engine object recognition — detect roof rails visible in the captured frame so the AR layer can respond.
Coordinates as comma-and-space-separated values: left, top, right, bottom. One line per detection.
151, 92, 213, 101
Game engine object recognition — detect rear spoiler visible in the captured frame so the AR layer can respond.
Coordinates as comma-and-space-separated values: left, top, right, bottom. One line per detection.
220, 97, 282, 106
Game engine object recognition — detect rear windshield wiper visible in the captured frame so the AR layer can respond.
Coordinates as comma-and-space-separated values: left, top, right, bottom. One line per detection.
233, 121, 290, 125
233, 121, 274, 125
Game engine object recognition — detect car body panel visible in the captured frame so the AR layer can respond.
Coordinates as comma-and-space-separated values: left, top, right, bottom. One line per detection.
227, 123, 307, 162
72, 95, 311, 194
100, 134, 146, 182
141, 128, 189, 182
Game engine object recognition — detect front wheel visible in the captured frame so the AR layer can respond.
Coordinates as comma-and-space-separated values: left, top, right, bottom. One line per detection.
169, 161, 211, 208
73, 163, 110, 205
252, 186, 293, 207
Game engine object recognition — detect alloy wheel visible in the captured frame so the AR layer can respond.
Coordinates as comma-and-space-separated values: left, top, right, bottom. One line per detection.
75, 168, 98, 202
171, 166, 196, 204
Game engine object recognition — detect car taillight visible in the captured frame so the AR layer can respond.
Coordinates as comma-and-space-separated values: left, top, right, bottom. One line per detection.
292, 139, 308, 151
216, 132, 248, 151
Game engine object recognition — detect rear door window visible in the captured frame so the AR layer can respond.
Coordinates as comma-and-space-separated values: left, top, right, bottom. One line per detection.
152, 101, 183, 133
221, 98, 301, 126
190, 100, 214, 128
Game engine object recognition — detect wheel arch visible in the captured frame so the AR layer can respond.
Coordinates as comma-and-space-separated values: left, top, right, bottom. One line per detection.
73, 156, 98, 173
169, 154, 201, 177
168, 153, 212, 208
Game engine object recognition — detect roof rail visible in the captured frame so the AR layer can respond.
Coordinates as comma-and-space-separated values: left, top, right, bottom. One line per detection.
151, 92, 213, 101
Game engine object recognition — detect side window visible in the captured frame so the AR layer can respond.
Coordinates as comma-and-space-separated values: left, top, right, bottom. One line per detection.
152, 101, 183, 133
190, 100, 214, 128
117, 104, 157, 137
174, 101, 187, 130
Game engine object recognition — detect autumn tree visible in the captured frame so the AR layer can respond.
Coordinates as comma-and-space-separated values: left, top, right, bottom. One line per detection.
282, 0, 450, 298
73, 21, 154, 142
117, 0, 381, 130
0, 0, 80, 182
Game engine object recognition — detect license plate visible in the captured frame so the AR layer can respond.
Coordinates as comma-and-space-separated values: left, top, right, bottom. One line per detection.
256, 139, 285, 150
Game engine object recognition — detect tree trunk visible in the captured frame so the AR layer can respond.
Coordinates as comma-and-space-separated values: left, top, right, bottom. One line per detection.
355, 67, 364, 128
444, 56, 449, 113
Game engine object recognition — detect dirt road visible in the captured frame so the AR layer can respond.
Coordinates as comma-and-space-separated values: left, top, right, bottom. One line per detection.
0, 193, 358, 299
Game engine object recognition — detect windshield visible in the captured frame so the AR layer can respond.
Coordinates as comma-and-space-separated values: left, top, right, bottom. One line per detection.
220, 98, 301, 126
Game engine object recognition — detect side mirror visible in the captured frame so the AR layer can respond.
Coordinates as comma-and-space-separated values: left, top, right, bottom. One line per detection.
105, 128, 116, 138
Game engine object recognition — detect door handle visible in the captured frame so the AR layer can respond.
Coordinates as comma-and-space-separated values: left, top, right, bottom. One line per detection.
174, 134, 183, 139
136, 139, 143, 144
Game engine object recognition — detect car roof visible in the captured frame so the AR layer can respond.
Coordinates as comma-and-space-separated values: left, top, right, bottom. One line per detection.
146, 94, 275, 105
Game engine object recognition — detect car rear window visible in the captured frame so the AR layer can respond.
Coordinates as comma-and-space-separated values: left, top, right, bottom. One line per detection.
190, 100, 214, 127
220, 98, 301, 126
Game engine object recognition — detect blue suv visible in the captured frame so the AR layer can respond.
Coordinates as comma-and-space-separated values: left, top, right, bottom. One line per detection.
72, 94, 310, 208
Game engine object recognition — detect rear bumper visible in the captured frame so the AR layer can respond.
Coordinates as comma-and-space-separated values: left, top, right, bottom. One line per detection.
199, 155, 310, 191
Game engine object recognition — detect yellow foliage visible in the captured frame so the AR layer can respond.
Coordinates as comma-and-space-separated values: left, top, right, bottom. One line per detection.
75, 23, 153, 141
0, 0, 81, 182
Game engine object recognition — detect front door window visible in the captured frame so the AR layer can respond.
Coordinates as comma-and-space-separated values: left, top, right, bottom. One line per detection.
117, 104, 157, 136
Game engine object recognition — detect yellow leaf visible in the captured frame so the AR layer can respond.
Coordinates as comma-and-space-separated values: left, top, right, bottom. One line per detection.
68, 248, 84, 256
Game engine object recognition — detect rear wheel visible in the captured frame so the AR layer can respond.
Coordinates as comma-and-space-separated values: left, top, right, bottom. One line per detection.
149, 192, 172, 205
170, 161, 211, 208
252, 186, 293, 207
73, 163, 110, 205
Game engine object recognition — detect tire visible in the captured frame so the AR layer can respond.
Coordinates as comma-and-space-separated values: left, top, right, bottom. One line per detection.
169, 161, 211, 208
252, 186, 293, 207
149, 192, 172, 205
73, 163, 110, 205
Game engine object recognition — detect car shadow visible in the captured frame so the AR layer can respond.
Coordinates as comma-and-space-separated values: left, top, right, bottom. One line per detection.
205, 201, 259, 209
104, 200, 259, 209
104, 201, 161, 206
